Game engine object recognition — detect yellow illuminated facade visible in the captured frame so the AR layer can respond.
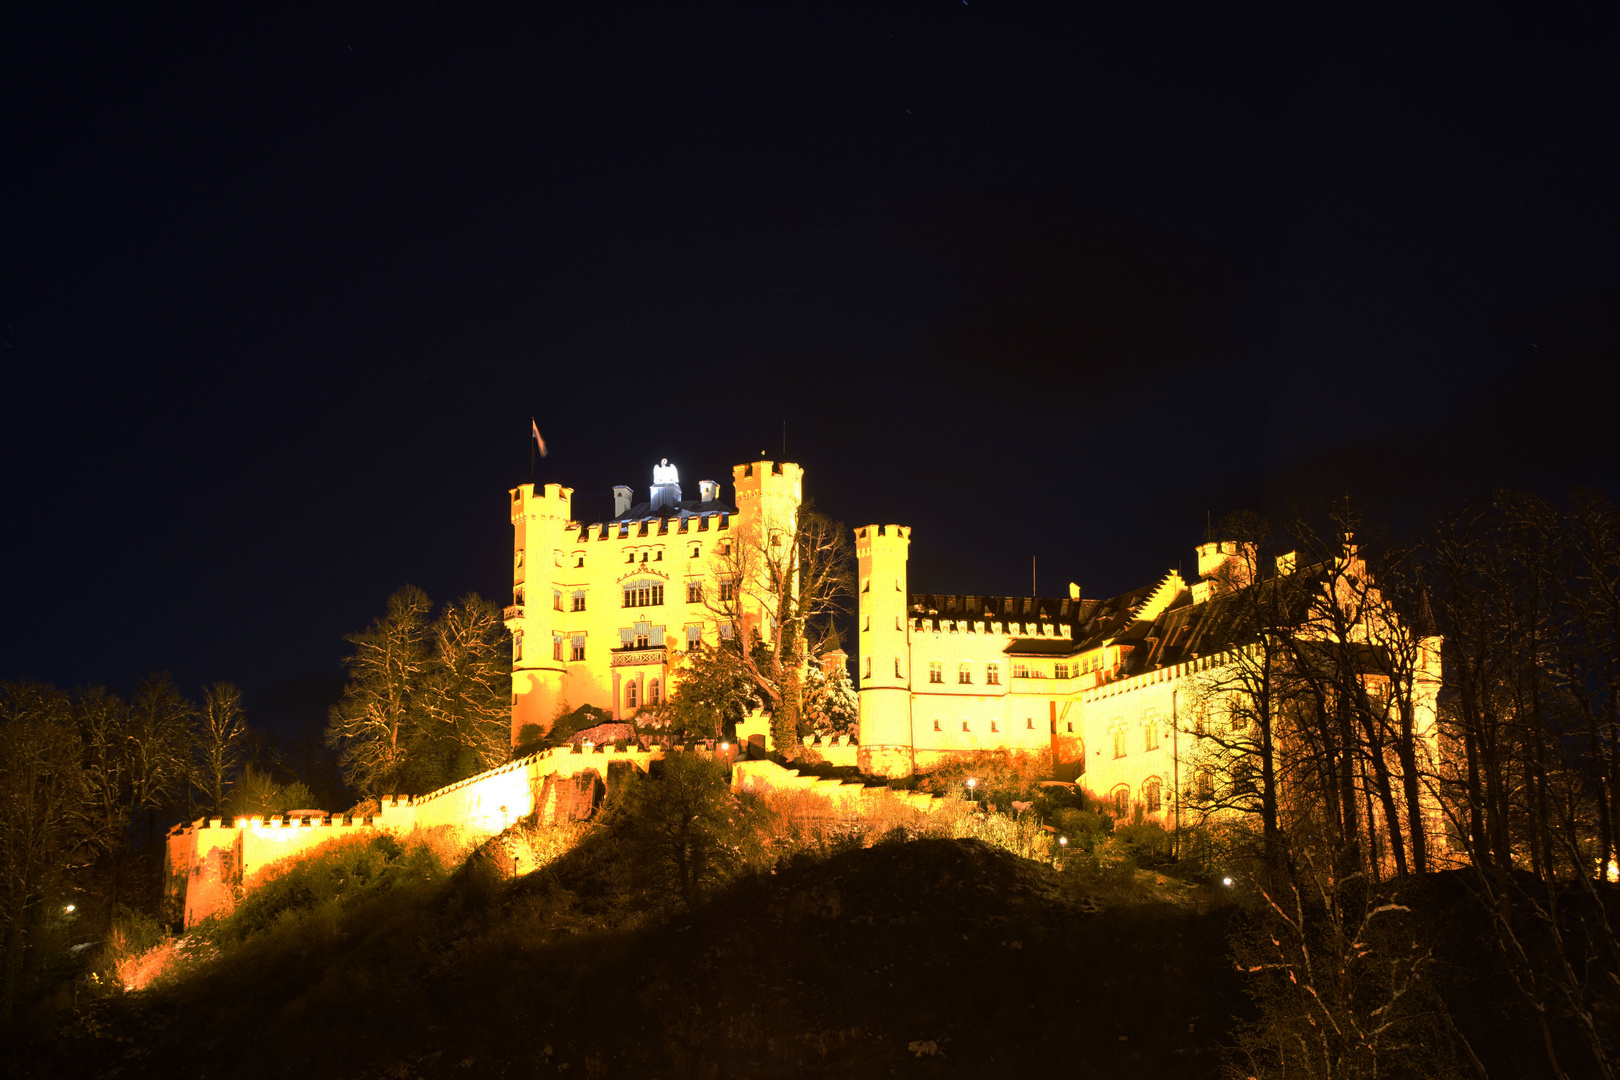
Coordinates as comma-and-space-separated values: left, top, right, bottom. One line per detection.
504, 458, 802, 741
854, 524, 1444, 838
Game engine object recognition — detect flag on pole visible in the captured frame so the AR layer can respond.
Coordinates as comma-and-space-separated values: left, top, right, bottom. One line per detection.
531, 418, 548, 457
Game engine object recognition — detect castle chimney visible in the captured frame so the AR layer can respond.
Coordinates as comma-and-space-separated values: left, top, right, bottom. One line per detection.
649, 459, 682, 513
698, 479, 720, 503
613, 485, 633, 518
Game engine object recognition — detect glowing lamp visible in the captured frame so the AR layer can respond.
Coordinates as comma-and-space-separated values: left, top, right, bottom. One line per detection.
63, 904, 75, 914
1222, 876, 1234, 887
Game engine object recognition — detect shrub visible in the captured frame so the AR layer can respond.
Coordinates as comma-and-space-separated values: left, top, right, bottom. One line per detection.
914, 749, 1053, 808
1113, 821, 1172, 866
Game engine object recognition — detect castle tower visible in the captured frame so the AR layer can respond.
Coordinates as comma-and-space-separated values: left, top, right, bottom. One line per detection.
506, 481, 573, 743
855, 524, 914, 777
730, 460, 804, 633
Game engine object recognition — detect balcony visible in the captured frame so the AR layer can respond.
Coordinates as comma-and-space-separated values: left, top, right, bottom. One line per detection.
611, 644, 668, 667
503, 604, 524, 621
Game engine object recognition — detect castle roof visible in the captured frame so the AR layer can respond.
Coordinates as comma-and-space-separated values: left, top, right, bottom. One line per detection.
607, 495, 736, 523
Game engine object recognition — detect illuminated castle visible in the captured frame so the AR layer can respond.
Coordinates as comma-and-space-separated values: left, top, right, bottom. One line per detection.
854, 520, 1444, 838
504, 458, 801, 742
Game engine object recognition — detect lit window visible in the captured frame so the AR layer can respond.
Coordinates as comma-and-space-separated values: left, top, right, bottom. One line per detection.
958, 663, 972, 685
571, 590, 586, 612
622, 582, 664, 608
686, 580, 704, 604
986, 662, 1001, 685
1196, 767, 1214, 800
570, 636, 585, 662
929, 662, 943, 684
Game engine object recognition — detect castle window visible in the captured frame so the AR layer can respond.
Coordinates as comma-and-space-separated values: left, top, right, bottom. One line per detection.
1026, 717, 1034, 730
571, 590, 586, 612
623, 582, 664, 608
895, 657, 903, 677
1066, 721, 1074, 732
571, 636, 586, 662
514, 587, 525, 606
864, 656, 872, 680
991, 721, 999, 733
1144, 779, 1163, 813
553, 590, 563, 611
1195, 767, 1214, 800
1011, 663, 1030, 679
986, 662, 1001, 685
641, 552, 649, 563
627, 551, 635, 563
1144, 709, 1160, 751
686, 625, 701, 650
961, 720, 970, 732
864, 616, 870, 631
1111, 787, 1129, 817
929, 661, 943, 684
895, 577, 902, 591
513, 632, 523, 661
719, 623, 734, 640
933, 719, 941, 731
1054, 663, 1070, 679
691, 543, 701, 558
896, 615, 903, 630
720, 577, 738, 602
958, 663, 972, 685
649, 680, 661, 705
553, 635, 564, 661
1112, 725, 1126, 758
625, 683, 637, 710
686, 580, 704, 604
575, 554, 585, 568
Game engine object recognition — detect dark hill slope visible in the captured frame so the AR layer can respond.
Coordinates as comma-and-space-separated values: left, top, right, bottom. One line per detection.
32, 838, 1248, 1078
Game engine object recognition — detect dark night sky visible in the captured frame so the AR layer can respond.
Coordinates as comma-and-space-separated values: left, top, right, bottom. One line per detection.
3, 4, 1618, 730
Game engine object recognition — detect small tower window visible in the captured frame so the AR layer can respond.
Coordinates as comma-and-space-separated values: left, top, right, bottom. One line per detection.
894, 657, 902, 677
553, 590, 563, 611
1025, 717, 1034, 729
986, 662, 1001, 685
961, 721, 970, 732
990, 721, 999, 733
929, 661, 943, 684
571, 590, 587, 612
512, 632, 523, 661
552, 635, 563, 661
570, 636, 586, 662
958, 663, 972, 685
933, 719, 941, 731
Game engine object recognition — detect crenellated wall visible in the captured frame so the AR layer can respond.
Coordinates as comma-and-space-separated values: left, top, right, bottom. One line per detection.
166, 741, 696, 927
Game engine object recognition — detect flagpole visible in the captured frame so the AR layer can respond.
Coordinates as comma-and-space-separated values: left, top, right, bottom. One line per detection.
530, 417, 536, 487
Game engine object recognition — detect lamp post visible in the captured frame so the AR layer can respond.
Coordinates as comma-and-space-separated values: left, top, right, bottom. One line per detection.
1058, 835, 1068, 869
966, 777, 977, 807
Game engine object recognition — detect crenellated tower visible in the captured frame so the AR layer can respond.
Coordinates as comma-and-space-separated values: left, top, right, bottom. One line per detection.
855, 523, 914, 777
506, 481, 574, 743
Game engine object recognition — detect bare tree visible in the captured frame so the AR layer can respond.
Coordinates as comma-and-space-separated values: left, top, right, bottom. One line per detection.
705, 506, 854, 751
326, 586, 433, 797
193, 681, 247, 816
419, 594, 512, 778
0, 682, 84, 1024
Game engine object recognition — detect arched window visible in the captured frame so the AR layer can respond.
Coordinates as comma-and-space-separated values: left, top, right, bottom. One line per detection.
649, 680, 661, 705
1143, 777, 1163, 814
625, 683, 638, 710
1111, 786, 1129, 817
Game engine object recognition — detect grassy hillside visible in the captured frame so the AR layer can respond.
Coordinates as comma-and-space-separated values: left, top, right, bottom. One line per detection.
22, 829, 1246, 1078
